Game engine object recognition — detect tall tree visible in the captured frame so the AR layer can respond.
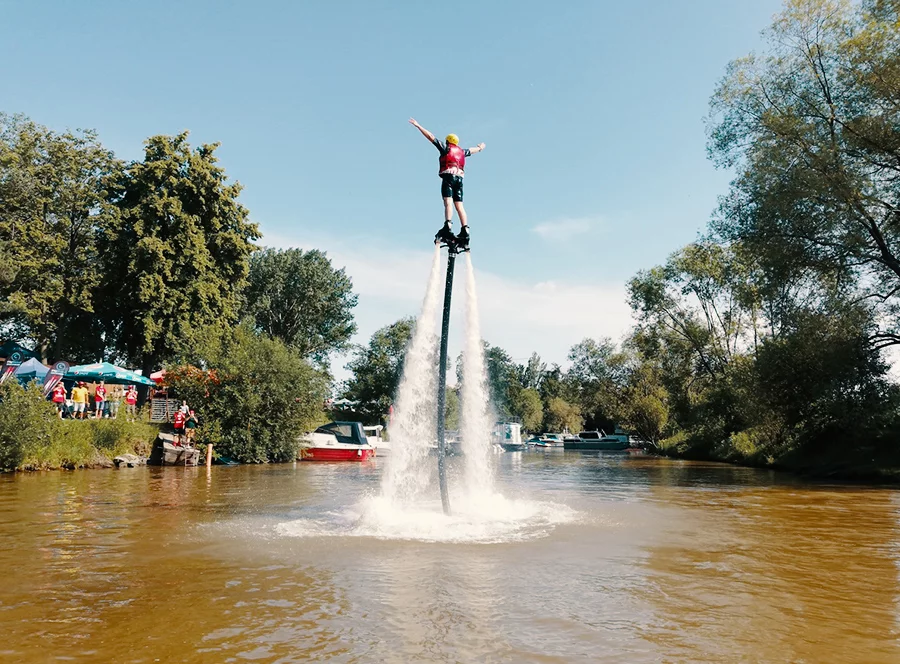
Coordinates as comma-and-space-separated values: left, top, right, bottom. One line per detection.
708, 0, 900, 349
342, 318, 415, 424
0, 113, 121, 361
244, 248, 357, 361
99, 133, 259, 374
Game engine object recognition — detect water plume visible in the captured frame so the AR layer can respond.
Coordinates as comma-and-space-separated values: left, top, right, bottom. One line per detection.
381, 246, 443, 505
459, 254, 494, 499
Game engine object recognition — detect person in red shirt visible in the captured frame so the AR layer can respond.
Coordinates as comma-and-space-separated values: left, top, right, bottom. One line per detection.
51, 383, 68, 419
409, 118, 485, 250
173, 409, 186, 446
94, 381, 107, 419
125, 386, 138, 422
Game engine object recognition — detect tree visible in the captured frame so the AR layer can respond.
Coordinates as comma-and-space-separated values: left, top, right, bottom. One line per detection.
708, 0, 900, 349
0, 113, 121, 361
167, 322, 329, 463
244, 248, 357, 361
544, 397, 582, 434
98, 132, 259, 375
342, 318, 414, 424
511, 387, 543, 432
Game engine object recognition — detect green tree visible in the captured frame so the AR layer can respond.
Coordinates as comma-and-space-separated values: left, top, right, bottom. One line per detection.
511, 387, 543, 432
342, 317, 414, 424
544, 397, 582, 434
99, 132, 259, 376
708, 0, 900, 348
244, 248, 358, 361
167, 322, 329, 463
0, 113, 121, 361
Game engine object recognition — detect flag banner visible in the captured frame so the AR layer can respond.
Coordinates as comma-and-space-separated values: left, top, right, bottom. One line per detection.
0, 351, 24, 386
42, 361, 70, 398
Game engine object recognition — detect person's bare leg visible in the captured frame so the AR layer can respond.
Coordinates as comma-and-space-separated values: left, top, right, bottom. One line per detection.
443, 197, 454, 223
454, 201, 468, 227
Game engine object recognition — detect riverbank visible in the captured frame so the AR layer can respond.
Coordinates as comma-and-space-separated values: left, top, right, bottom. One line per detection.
657, 435, 900, 484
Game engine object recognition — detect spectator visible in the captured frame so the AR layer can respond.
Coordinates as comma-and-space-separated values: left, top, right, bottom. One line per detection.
71, 382, 88, 420
124, 386, 138, 422
94, 381, 107, 419
51, 382, 68, 419
108, 385, 122, 420
173, 409, 186, 446
179, 400, 190, 416
185, 410, 199, 446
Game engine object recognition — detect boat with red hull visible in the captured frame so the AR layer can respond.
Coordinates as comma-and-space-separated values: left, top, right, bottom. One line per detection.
300, 421, 376, 461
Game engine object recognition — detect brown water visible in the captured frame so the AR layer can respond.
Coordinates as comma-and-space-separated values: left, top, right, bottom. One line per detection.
1, 452, 898, 663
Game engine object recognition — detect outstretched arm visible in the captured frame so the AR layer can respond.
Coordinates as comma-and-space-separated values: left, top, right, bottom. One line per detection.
409, 118, 436, 142
469, 142, 486, 154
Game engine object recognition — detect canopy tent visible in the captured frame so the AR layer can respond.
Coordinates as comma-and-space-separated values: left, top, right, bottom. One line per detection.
14, 358, 50, 380
66, 362, 155, 386
0, 341, 37, 361
150, 369, 166, 384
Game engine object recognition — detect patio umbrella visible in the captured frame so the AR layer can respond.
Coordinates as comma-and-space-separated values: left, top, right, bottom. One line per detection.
14, 357, 50, 380
66, 362, 156, 386
150, 369, 166, 384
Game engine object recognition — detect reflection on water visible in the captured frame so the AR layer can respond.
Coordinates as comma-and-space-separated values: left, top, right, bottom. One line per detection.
1, 455, 899, 662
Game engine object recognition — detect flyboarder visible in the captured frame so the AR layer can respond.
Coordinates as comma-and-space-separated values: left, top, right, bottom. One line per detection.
408, 118, 485, 250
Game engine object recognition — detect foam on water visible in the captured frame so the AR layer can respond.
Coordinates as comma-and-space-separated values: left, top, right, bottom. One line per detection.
275, 493, 580, 544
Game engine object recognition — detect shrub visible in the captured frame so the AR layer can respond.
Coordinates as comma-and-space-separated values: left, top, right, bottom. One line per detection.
168, 322, 329, 463
0, 381, 55, 471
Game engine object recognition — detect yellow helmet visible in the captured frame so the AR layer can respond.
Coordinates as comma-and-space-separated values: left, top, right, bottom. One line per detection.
445, 134, 459, 145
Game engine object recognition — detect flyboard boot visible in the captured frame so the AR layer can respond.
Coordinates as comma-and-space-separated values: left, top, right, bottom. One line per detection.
456, 225, 470, 252
434, 221, 458, 249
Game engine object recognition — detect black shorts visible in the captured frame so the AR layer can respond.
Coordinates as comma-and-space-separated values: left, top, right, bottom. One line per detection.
440, 174, 464, 202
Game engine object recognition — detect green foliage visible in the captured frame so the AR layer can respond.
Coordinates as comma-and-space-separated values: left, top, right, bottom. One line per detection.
99, 132, 259, 373
168, 322, 329, 463
511, 387, 543, 432
342, 318, 415, 424
544, 397, 582, 434
244, 248, 358, 361
0, 113, 121, 361
0, 382, 54, 470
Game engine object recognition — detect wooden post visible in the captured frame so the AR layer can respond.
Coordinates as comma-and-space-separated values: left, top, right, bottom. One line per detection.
206, 444, 213, 467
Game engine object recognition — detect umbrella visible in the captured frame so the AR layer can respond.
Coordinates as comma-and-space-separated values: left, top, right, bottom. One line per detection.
14, 357, 50, 380
150, 369, 166, 384
66, 362, 156, 386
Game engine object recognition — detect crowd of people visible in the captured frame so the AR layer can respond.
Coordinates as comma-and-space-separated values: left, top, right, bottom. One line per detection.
49, 381, 141, 422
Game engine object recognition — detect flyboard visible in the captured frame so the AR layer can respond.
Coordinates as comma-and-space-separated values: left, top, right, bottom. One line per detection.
434, 233, 469, 516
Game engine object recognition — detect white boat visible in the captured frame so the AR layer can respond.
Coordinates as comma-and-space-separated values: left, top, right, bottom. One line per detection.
364, 425, 389, 456
528, 433, 566, 448
299, 421, 376, 461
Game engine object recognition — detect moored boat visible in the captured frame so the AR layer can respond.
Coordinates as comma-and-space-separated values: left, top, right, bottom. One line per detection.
364, 424, 389, 456
563, 429, 631, 451
299, 421, 375, 461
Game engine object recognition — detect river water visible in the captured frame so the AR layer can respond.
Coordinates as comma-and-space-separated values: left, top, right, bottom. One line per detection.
1, 452, 898, 663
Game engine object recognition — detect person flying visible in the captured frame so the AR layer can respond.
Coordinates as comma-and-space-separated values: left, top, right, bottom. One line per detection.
409, 118, 485, 250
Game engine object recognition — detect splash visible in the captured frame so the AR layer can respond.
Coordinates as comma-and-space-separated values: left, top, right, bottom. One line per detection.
380, 246, 443, 505
459, 254, 494, 498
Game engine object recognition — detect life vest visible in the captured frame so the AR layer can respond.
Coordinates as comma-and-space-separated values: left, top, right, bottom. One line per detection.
439, 144, 466, 175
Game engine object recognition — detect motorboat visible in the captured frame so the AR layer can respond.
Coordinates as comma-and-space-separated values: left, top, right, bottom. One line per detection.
364, 425, 389, 456
493, 422, 526, 451
299, 421, 375, 461
528, 433, 566, 448
563, 429, 631, 451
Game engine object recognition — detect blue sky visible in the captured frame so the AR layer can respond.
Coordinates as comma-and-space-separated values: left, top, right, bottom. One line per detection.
2, 0, 785, 375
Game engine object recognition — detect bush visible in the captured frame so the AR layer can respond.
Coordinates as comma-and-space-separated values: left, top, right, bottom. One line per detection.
168, 322, 329, 463
0, 382, 55, 471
